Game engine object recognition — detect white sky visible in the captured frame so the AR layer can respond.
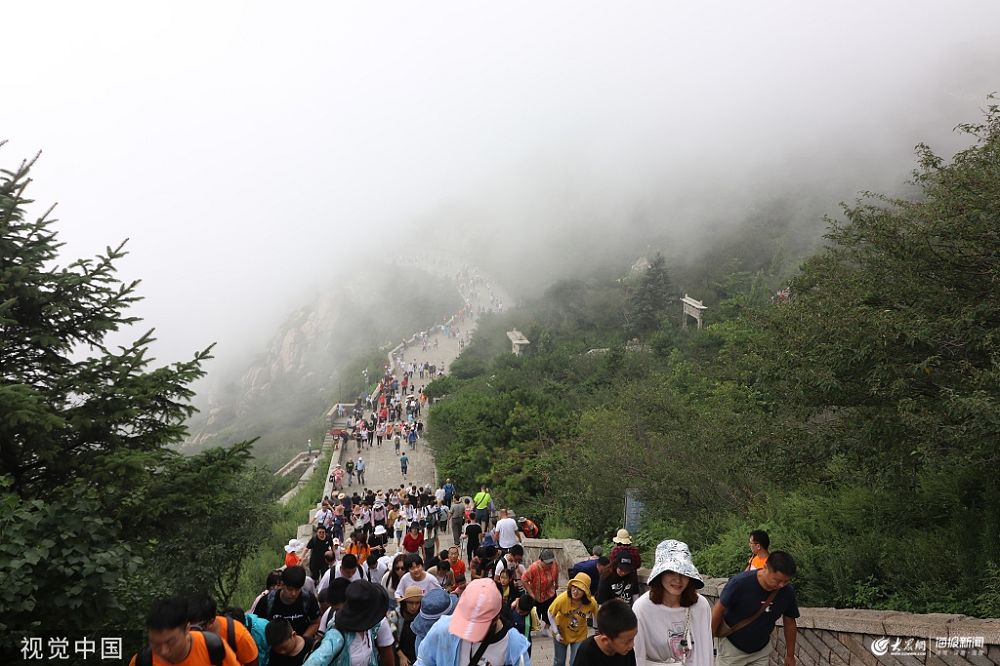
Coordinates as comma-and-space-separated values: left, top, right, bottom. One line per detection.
4, 1, 999, 369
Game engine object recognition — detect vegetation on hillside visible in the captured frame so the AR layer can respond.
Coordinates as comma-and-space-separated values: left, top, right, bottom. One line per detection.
0, 151, 283, 640
426, 103, 1000, 616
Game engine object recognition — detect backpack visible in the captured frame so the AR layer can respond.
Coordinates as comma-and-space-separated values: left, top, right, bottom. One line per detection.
242, 613, 271, 666
304, 620, 383, 666
264, 588, 321, 625
137, 628, 225, 666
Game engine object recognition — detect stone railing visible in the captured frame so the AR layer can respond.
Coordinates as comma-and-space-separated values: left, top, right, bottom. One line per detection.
522, 538, 591, 578
529, 539, 1000, 666
690, 578, 1000, 666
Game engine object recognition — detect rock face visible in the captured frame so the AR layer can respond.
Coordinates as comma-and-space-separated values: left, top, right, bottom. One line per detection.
235, 304, 338, 410
183, 269, 463, 461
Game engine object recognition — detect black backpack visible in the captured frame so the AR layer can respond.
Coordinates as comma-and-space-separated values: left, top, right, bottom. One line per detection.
136, 627, 226, 666
264, 588, 320, 624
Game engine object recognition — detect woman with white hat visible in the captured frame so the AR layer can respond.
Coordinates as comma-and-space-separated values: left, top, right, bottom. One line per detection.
370, 524, 389, 556
632, 540, 712, 666
284, 538, 305, 568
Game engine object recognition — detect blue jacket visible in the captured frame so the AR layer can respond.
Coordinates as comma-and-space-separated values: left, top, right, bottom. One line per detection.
303, 621, 383, 666
415, 616, 530, 666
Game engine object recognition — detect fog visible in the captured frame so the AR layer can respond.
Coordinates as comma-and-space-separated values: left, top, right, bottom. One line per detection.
4, 1, 999, 373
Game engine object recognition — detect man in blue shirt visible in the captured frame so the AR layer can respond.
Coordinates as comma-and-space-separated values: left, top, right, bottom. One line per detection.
711, 551, 799, 666
569, 547, 609, 599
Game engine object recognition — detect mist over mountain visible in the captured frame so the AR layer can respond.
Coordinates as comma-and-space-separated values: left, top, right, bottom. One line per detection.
184, 264, 463, 468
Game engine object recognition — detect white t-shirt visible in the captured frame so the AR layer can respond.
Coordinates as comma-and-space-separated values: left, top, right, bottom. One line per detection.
435, 488, 446, 502
348, 621, 394, 666
394, 572, 442, 599
633, 593, 712, 666
458, 630, 510, 666
318, 566, 362, 595
495, 557, 525, 581
494, 518, 520, 548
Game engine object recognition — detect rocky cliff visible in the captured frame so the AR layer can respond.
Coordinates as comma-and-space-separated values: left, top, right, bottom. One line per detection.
183, 268, 463, 464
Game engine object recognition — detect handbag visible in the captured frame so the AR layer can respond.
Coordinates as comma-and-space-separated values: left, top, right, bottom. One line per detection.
715, 589, 779, 639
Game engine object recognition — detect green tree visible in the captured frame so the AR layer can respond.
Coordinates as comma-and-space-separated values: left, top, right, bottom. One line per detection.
627, 253, 674, 338
739, 102, 1000, 611
0, 150, 275, 630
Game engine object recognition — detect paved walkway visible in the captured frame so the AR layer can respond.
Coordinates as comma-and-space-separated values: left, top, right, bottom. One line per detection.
301, 272, 563, 664
310, 271, 506, 547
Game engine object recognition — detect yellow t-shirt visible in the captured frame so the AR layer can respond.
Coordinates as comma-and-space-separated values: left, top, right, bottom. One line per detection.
473, 492, 491, 510
548, 591, 598, 644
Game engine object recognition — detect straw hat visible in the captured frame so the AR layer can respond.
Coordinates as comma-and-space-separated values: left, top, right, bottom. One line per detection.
612, 528, 633, 545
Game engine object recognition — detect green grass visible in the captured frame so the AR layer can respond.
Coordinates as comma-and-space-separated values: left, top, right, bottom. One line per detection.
232, 448, 332, 609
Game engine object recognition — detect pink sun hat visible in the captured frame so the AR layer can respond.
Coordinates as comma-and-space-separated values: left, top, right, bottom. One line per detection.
448, 578, 501, 642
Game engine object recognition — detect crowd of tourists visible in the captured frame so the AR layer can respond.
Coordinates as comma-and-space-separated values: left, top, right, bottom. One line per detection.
131, 275, 799, 666
132, 521, 799, 666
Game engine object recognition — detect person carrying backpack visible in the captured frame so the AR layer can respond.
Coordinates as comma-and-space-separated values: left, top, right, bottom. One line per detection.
187, 594, 260, 666
225, 608, 271, 666
303, 580, 394, 666
413, 578, 530, 666
252, 566, 321, 638
130, 597, 240, 666
266, 619, 316, 666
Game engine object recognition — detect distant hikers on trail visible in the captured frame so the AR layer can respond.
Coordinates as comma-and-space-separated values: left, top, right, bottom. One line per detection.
130, 280, 801, 666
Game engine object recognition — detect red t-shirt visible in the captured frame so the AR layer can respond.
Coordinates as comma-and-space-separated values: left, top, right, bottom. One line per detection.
402, 532, 424, 554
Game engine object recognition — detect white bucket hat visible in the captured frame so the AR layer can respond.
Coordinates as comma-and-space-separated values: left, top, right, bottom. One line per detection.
284, 538, 303, 553
374, 525, 387, 536
648, 539, 704, 589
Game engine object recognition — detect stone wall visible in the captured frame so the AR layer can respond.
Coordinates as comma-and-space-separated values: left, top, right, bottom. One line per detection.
532, 539, 1000, 666
522, 538, 591, 579
693, 579, 1000, 666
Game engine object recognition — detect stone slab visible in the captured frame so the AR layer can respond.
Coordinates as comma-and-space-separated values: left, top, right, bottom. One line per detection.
806, 609, 902, 635
799, 631, 831, 661
884, 614, 965, 639
947, 619, 1000, 645
842, 632, 881, 666
818, 629, 853, 662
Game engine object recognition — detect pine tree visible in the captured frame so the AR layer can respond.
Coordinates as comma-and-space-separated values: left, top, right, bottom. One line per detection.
627, 252, 674, 338
0, 151, 208, 506
0, 148, 274, 632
